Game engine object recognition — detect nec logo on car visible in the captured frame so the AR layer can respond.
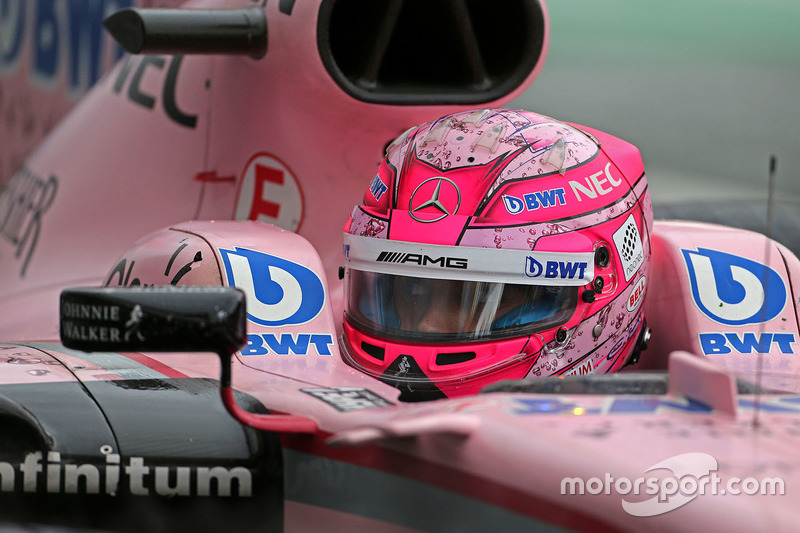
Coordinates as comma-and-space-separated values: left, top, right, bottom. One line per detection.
525, 257, 588, 280
219, 247, 325, 326
377, 251, 468, 269
682, 248, 786, 325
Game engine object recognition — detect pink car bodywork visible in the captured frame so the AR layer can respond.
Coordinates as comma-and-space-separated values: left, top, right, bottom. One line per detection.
0, 0, 184, 183
1, 0, 800, 531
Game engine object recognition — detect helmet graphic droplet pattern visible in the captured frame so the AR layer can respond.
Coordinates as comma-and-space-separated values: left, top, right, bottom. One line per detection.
342, 108, 652, 401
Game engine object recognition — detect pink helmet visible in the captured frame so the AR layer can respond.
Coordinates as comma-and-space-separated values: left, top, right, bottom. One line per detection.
341, 108, 653, 401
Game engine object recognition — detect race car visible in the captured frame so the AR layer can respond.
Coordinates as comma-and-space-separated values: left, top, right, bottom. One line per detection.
1, 1, 798, 531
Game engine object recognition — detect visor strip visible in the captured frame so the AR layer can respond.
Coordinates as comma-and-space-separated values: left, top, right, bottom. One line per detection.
344, 234, 594, 286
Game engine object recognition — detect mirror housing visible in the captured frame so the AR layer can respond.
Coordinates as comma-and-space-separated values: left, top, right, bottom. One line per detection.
60, 287, 317, 433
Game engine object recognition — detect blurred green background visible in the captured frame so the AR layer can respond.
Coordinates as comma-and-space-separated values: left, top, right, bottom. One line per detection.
511, 0, 800, 203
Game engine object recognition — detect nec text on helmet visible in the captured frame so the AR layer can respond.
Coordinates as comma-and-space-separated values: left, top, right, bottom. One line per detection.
569, 163, 623, 201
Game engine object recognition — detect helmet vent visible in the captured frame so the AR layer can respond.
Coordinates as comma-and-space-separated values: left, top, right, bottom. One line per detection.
361, 341, 386, 361
318, 0, 546, 104
435, 351, 477, 366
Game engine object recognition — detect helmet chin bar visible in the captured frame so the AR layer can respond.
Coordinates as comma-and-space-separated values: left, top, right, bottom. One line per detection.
59, 287, 318, 433
339, 332, 538, 400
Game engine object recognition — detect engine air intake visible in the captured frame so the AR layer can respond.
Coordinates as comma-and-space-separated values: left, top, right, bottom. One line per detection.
318, 0, 547, 104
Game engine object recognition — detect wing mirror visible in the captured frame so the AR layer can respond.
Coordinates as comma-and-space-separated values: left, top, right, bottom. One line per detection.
59, 287, 317, 433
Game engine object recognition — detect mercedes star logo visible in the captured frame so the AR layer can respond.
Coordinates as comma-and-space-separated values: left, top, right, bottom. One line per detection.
408, 177, 461, 223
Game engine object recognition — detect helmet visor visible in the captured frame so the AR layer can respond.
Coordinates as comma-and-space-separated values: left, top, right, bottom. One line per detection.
345, 269, 577, 344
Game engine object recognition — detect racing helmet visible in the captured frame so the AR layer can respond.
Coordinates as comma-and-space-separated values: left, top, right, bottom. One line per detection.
341, 108, 652, 401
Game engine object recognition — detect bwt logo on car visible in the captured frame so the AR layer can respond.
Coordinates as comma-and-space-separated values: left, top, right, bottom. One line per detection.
377, 251, 468, 269
0, 0, 132, 93
683, 248, 795, 355
700, 332, 795, 355
525, 257, 588, 280
220, 247, 325, 326
682, 248, 786, 326
220, 247, 334, 356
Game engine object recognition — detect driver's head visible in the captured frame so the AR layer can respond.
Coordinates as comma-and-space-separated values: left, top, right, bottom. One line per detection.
341, 108, 652, 401
396, 277, 532, 334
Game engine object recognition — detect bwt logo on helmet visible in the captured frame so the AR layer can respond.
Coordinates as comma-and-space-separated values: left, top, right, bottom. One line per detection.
682, 248, 787, 326
368, 174, 388, 201
525, 257, 588, 280
219, 247, 325, 326
502, 188, 566, 215
377, 251, 468, 269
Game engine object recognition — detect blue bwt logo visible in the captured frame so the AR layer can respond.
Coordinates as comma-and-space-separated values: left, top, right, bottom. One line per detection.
682, 248, 786, 325
525, 257, 588, 280
220, 247, 325, 326
502, 188, 566, 215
